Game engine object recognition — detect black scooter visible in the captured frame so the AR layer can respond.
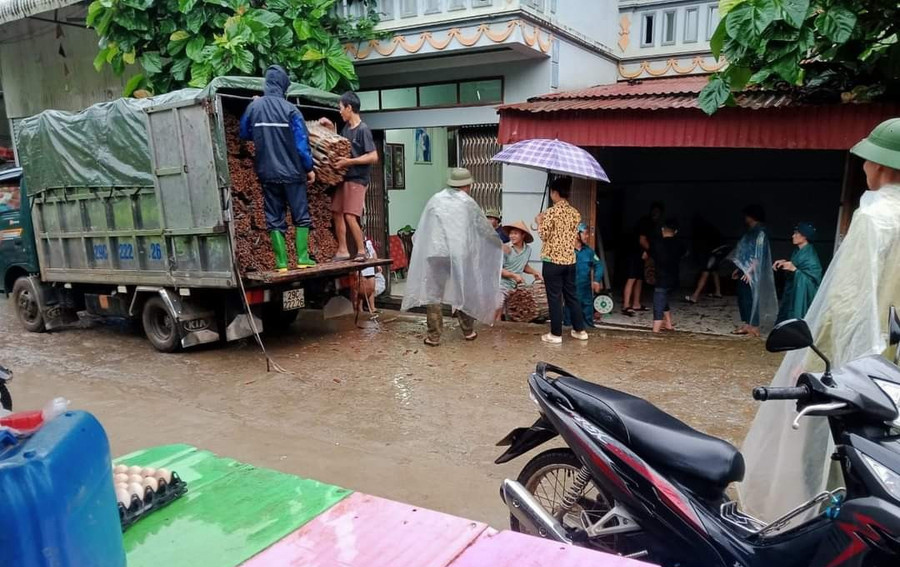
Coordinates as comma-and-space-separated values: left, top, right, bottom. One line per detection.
496, 310, 900, 566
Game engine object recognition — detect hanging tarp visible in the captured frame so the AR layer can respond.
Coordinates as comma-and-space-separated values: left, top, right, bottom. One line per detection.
16, 77, 338, 195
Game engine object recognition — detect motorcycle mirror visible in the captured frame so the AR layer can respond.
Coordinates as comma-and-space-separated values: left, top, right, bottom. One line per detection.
766, 319, 814, 353
0, 365, 11, 381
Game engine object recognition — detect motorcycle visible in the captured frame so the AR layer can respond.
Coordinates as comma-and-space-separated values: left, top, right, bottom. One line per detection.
496, 310, 900, 566
0, 365, 11, 411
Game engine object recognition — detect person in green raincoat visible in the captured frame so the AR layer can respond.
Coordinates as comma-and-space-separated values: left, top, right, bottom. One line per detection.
564, 223, 605, 328
773, 222, 823, 323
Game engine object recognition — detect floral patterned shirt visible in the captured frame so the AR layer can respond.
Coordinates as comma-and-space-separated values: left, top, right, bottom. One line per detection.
538, 200, 581, 265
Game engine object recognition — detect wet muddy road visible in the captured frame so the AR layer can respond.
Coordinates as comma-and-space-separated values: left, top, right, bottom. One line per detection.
1, 299, 780, 528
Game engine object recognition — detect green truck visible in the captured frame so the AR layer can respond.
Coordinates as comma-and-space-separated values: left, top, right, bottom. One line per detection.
1, 77, 385, 352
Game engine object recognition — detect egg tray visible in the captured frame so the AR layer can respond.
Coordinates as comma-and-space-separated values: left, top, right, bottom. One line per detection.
118, 472, 187, 531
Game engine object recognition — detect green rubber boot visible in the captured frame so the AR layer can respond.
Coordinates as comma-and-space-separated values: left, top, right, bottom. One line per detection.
295, 226, 316, 268
270, 231, 289, 272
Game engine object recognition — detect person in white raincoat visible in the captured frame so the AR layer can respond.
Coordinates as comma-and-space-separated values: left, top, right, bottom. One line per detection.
740, 118, 900, 522
401, 168, 504, 346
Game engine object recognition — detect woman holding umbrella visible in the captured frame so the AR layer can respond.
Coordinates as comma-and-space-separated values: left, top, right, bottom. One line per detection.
535, 177, 589, 344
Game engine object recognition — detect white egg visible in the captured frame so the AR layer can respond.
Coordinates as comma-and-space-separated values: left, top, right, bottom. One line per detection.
141, 467, 157, 478
114, 473, 129, 483
115, 482, 129, 492
114, 464, 128, 474
154, 468, 172, 484
127, 465, 142, 475
116, 488, 131, 507
128, 482, 145, 499
142, 476, 158, 492
128, 474, 144, 485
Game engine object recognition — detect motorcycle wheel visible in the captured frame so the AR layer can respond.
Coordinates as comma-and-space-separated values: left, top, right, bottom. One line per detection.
511, 448, 618, 553
0, 383, 11, 411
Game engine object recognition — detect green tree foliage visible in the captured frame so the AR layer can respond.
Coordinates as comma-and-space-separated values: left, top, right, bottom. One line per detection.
87, 0, 382, 95
700, 0, 900, 114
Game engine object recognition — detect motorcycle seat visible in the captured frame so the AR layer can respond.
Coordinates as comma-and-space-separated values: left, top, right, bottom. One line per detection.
555, 376, 745, 497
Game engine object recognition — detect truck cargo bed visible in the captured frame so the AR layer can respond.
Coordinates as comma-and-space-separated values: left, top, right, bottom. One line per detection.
242, 258, 392, 285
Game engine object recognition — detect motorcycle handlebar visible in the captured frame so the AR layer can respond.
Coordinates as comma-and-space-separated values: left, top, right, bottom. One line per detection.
752, 385, 810, 402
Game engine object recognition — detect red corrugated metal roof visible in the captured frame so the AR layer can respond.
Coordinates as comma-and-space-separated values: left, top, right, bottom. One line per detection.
499, 76, 794, 112
497, 76, 900, 149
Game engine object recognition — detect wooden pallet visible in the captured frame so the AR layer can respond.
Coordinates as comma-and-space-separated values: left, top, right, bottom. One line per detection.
242, 259, 392, 285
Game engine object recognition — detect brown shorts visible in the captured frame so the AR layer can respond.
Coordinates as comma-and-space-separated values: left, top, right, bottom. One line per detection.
332, 181, 367, 217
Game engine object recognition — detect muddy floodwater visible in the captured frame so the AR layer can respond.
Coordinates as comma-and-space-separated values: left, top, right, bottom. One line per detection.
1, 299, 781, 527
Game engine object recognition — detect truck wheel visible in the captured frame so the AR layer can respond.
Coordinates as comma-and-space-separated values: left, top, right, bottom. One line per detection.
142, 296, 181, 353
262, 304, 299, 333
12, 277, 45, 333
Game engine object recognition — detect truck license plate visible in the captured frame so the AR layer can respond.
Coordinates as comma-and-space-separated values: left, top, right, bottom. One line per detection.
282, 289, 305, 311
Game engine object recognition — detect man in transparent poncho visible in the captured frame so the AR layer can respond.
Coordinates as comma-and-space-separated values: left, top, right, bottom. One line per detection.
740, 118, 900, 521
401, 168, 504, 346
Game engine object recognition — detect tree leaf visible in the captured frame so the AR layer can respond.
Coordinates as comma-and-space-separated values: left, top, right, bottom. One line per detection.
698, 75, 731, 115
171, 56, 192, 80
178, 0, 199, 13
725, 4, 757, 46
725, 65, 752, 91
121, 0, 155, 9
185, 7, 207, 33
123, 49, 136, 64
170, 30, 191, 42
186, 36, 206, 61
271, 26, 293, 50
748, 68, 773, 83
189, 61, 212, 87
159, 18, 177, 35
710, 20, 728, 57
719, 0, 743, 17
772, 51, 802, 83
140, 51, 163, 73
293, 18, 311, 40
752, 0, 778, 34
86, 1, 105, 27
233, 47, 255, 73
779, 0, 809, 29
302, 47, 325, 61
168, 30, 191, 54
93, 47, 110, 72
816, 7, 856, 44
249, 9, 282, 28
124, 73, 146, 96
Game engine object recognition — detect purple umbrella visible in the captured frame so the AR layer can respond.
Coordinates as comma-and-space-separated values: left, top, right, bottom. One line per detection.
491, 138, 610, 182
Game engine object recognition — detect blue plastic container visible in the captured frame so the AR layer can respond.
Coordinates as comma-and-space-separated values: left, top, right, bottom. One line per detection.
0, 410, 126, 567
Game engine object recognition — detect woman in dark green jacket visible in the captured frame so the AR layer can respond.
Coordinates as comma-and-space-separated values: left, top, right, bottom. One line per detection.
774, 222, 823, 323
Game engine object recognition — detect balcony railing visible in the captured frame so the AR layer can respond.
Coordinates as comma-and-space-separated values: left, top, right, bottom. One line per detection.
335, 0, 554, 26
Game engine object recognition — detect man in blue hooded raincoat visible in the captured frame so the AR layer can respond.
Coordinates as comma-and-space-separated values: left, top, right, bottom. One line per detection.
240, 65, 316, 272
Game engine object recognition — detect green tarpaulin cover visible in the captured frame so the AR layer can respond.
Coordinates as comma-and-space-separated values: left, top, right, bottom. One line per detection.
16, 77, 338, 195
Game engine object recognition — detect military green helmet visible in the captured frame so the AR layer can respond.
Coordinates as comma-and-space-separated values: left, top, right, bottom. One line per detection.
483, 207, 502, 220
850, 118, 900, 170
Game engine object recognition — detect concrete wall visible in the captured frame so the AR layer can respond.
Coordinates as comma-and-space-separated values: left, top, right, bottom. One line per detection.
551, 0, 619, 51
0, 8, 134, 119
556, 37, 618, 91
385, 127, 449, 233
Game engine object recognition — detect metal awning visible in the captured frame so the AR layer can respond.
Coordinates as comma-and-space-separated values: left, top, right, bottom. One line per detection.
0, 0, 80, 26
498, 76, 900, 150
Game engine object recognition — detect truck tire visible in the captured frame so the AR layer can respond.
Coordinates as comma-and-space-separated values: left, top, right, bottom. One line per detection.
142, 296, 181, 353
262, 304, 299, 334
12, 277, 46, 333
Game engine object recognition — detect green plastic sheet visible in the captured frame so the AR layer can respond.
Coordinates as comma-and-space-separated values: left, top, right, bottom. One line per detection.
116, 444, 351, 567
16, 76, 339, 196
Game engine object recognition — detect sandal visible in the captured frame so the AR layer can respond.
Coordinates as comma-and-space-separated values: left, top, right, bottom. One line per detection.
731, 328, 749, 335
634, 305, 649, 312
464, 332, 478, 341
621, 308, 636, 317
683, 295, 697, 304
352, 253, 368, 263
333, 254, 351, 262
424, 338, 440, 347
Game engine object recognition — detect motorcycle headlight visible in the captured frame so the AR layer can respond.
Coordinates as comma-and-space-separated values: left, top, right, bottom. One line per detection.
861, 454, 900, 502
873, 379, 900, 428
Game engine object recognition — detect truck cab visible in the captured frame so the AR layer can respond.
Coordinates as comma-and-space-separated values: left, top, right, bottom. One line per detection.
0, 167, 38, 296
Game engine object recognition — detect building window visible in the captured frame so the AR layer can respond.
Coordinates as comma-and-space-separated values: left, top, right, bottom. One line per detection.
419, 83, 457, 107
379, 0, 395, 20
381, 87, 417, 109
459, 79, 503, 104
550, 0, 557, 13
448, 0, 466, 10
424, 0, 441, 14
706, 4, 720, 40
358, 91, 380, 112
472, 0, 494, 7
641, 12, 656, 47
523, 0, 545, 11
400, 0, 417, 18
662, 10, 677, 45
684, 7, 699, 43
550, 39, 560, 89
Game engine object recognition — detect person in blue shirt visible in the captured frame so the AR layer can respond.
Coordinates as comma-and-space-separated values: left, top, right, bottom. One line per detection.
239, 65, 316, 272
485, 208, 510, 244
564, 223, 604, 328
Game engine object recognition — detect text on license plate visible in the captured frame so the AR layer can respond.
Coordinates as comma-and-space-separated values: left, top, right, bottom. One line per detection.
283, 289, 305, 311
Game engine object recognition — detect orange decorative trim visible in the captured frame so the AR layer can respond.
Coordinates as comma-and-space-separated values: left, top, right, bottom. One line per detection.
618, 56, 726, 79
344, 19, 553, 61
617, 15, 630, 53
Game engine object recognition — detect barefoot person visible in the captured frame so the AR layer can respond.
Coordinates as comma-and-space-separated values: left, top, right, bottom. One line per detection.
741, 118, 900, 522
773, 222, 822, 323
319, 92, 378, 262
401, 168, 503, 346
729, 205, 777, 337
650, 219, 684, 333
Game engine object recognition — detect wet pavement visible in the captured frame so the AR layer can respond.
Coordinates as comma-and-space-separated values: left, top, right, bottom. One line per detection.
1, 298, 780, 528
